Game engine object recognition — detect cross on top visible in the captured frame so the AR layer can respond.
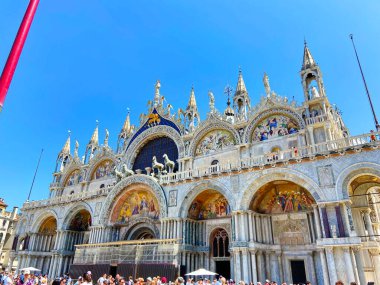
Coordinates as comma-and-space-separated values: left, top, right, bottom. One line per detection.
224, 85, 233, 99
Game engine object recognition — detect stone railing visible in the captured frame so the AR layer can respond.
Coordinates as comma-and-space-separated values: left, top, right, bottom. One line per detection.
160, 131, 380, 184
305, 114, 329, 125
22, 185, 113, 210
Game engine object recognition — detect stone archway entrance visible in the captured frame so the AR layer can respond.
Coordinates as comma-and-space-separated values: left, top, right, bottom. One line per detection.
125, 223, 157, 240
210, 228, 230, 279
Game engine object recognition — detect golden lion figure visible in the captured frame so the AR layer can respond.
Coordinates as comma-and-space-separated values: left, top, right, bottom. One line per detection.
148, 113, 161, 125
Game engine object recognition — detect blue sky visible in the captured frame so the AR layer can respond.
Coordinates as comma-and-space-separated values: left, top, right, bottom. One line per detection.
0, 1, 379, 209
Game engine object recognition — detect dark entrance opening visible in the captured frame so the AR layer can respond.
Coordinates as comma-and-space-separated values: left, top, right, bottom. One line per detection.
291, 260, 306, 284
110, 265, 117, 277
215, 261, 230, 280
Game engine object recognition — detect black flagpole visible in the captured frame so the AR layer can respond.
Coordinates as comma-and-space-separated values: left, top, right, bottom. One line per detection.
349, 34, 380, 132
27, 148, 44, 202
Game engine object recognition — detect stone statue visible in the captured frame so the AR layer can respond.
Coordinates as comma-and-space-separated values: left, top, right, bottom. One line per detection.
311, 86, 320, 98
263, 72, 271, 96
139, 113, 146, 125
81, 155, 85, 164
330, 224, 337, 238
104, 129, 109, 146
208, 91, 215, 113
74, 140, 79, 157
166, 104, 173, 116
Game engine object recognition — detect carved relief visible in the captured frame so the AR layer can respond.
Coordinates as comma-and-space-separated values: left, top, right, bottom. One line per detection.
195, 130, 236, 156
317, 165, 334, 187
252, 114, 299, 142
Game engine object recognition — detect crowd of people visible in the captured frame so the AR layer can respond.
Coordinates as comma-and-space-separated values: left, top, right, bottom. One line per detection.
0, 270, 364, 285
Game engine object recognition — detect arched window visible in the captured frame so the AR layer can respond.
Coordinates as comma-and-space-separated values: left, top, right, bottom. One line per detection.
211, 160, 219, 166
212, 229, 230, 258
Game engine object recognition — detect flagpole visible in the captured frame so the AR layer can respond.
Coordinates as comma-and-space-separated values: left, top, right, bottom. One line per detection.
0, 0, 40, 112
349, 34, 380, 131
27, 148, 44, 202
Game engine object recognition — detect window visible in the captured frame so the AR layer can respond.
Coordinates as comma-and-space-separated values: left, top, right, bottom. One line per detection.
212, 229, 230, 258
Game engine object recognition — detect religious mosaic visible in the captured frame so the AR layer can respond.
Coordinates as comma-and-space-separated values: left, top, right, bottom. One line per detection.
38, 217, 57, 235
251, 183, 315, 214
112, 189, 159, 224
92, 160, 115, 180
188, 191, 231, 220
65, 169, 82, 187
68, 210, 91, 231
195, 130, 235, 156
252, 114, 299, 142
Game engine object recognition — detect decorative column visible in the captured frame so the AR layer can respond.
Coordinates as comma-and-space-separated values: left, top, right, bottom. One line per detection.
341, 202, 356, 237
241, 249, 249, 282
233, 213, 239, 241
353, 247, 367, 285
313, 205, 322, 239
276, 252, 283, 283
363, 209, 375, 240
370, 249, 380, 284
234, 250, 241, 282
343, 247, 355, 283
250, 250, 258, 283
325, 247, 337, 284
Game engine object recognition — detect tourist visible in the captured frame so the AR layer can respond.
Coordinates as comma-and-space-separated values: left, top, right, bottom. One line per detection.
98, 274, 107, 285
114, 275, 121, 285
305, 282, 311, 285
349, 282, 357, 285
128, 276, 133, 285
370, 130, 377, 142
81, 273, 92, 285
74, 277, 83, 285
335, 281, 344, 285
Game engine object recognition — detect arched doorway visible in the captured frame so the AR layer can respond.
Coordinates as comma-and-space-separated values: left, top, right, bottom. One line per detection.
185, 190, 231, 274
124, 223, 157, 241
210, 228, 230, 279
249, 180, 316, 284
348, 174, 380, 284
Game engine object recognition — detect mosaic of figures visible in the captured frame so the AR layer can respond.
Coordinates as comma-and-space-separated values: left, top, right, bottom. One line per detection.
65, 169, 82, 187
38, 217, 57, 235
92, 160, 115, 180
252, 184, 315, 214
112, 189, 160, 224
252, 114, 299, 142
195, 130, 236, 156
68, 210, 91, 231
188, 191, 231, 220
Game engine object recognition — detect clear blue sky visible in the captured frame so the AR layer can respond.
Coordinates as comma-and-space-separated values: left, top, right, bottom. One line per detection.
0, 1, 379, 209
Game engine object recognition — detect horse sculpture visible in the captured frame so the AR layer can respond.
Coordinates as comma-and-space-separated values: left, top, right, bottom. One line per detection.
121, 164, 134, 177
163, 154, 175, 173
113, 164, 134, 182
152, 156, 164, 173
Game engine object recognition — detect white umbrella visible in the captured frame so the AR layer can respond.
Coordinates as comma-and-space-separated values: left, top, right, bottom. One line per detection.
185, 268, 218, 276
20, 267, 41, 272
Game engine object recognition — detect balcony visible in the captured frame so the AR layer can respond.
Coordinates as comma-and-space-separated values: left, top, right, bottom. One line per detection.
160, 131, 380, 184
22, 185, 113, 210
305, 114, 329, 125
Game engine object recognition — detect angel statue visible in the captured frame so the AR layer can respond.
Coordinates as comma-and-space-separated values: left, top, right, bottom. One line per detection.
263, 72, 271, 96
208, 91, 215, 113
74, 140, 79, 157
104, 129, 109, 146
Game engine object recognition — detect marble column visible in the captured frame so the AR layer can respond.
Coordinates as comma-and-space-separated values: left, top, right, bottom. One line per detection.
276, 252, 283, 283
343, 247, 355, 284
265, 251, 271, 279
353, 247, 366, 285
234, 214, 239, 241
240, 213, 246, 242
325, 247, 337, 284
241, 250, 249, 282
234, 250, 241, 282
313, 205, 322, 239
370, 249, 380, 285
250, 251, 258, 283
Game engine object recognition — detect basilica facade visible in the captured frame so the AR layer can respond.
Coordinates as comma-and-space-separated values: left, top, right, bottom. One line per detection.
11, 44, 380, 285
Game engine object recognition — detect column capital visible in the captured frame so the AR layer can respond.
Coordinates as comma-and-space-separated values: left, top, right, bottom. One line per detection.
361, 208, 371, 214
352, 246, 362, 253
325, 247, 334, 253
342, 246, 350, 253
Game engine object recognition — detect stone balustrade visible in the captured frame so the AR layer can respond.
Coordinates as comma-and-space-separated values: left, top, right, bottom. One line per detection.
305, 113, 329, 125
160, 131, 380, 184
22, 185, 113, 210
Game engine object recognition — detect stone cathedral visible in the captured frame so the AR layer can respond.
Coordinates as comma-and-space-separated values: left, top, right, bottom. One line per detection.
10, 43, 380, 285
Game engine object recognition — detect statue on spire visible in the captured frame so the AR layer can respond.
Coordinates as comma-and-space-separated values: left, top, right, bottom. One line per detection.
208, 91, 215, 113
104, 129, 109, 146
154, 80, 161, 108
263, 72, 271, 96
74, 140, 79, 158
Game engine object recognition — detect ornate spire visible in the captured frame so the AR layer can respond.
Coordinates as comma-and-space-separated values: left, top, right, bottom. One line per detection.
187, 86, 198, 110
235, 68, 248, 95
224, 85, 235, 117
74, 140, 79, 158
61, 130, 71, 154
302, 41, 316, 70
88, 120, 99, 146
121, 110, 132, 134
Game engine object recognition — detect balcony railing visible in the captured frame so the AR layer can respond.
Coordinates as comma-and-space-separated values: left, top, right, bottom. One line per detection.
160, 131, 380, 184
305, 114, 329, 125
23, 185, 113, 210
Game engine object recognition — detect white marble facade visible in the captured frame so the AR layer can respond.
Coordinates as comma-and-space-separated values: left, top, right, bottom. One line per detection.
12, 44, 380, 285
